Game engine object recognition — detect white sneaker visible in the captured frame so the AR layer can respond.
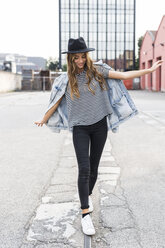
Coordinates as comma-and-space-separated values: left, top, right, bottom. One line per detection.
81, 214, 95, 235
88, 195, 94, 213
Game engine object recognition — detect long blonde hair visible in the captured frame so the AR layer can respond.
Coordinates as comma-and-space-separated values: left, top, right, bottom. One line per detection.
66, 52, 108, 100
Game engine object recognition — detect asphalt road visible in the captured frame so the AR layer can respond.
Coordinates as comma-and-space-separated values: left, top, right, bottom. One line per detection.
0, 91, 66, 248
0, 90, 165, 248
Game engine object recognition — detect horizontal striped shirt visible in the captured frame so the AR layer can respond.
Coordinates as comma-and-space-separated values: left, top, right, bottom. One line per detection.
65, 64, 113, 128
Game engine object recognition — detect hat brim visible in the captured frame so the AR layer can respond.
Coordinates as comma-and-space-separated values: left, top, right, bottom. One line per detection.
61, 48, 95, 54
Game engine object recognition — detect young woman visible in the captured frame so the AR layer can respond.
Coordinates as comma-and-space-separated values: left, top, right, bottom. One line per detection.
35, 37, 163, 236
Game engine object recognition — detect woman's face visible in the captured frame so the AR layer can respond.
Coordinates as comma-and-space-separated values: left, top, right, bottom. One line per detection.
73, 53, 86, 70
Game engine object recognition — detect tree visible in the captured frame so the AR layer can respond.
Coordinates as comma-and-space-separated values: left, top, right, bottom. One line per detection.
46, 57, 59, 71
62, 64, 67, 71
135, 36, 144, 69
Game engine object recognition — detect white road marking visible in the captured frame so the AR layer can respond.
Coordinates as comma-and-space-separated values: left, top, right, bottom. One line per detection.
98, 174, 119, 181
41, 196, 52, 203
100, 156, 115, 162
138, 111, 165, 131
100, 196, 109, 205
99, 167, 120, 174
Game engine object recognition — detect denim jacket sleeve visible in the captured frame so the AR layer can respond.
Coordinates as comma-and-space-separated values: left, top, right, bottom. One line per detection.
44, 61, 139, 134
44, 73, 69, 133
98, 60, 139, 132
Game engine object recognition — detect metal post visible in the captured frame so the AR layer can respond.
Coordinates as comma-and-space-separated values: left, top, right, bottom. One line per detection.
133, 0, 136, 70
43, 76, 45, 92
96, 0, 98, 61
84, 234, 91, 248
59, 0, 62, 70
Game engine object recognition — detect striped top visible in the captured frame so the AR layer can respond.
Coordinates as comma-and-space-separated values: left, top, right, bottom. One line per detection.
65, 64, 113, 128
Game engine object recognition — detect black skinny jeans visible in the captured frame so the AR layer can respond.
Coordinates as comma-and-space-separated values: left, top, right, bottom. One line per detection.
72, 115, 108, 210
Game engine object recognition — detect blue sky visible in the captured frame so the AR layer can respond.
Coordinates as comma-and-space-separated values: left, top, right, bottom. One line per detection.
0, 0, 164, 60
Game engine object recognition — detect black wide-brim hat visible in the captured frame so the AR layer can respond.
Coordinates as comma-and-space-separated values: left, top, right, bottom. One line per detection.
61, 37, 95, 54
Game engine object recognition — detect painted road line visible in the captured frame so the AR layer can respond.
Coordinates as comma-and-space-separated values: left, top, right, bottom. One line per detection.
138, 111, 165, 127
100, 156, 115, 162
84, 234, 92, 248
98, 174, 119, 181
99, 166, 120, 174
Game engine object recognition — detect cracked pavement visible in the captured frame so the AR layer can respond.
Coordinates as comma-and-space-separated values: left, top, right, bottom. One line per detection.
22, 132, 122, 248
1, 90, 165, 248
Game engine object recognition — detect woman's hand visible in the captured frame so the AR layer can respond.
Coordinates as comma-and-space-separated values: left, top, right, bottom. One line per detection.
34, 96, 64, 128
34, 120, 46, 127
150, 60, 163, 72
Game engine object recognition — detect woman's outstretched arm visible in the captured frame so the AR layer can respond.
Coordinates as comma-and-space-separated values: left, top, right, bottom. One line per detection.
108, 60, 163, 80
34, 95, 64, 127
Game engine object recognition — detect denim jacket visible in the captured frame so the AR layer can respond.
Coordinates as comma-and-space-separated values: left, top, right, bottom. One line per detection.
44, 60, 139, 133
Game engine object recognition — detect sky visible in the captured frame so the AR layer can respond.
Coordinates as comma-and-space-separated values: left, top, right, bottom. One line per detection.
0, 0, 164, 60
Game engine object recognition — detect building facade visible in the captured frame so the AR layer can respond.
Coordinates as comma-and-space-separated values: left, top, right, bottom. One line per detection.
0, 53, 46, 74
140, 15, 165, 92
59, 0, 136, 71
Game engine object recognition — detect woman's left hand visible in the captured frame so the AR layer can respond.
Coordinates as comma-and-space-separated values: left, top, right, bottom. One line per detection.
150, 60, 163, 72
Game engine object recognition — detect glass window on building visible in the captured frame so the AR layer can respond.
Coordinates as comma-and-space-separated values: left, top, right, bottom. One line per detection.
59, 0, 135, 71
70, 0, 78, 8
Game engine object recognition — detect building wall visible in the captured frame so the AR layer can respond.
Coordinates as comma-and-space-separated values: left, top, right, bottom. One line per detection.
140, 16, 165, 92
154, 17, 165, 91
59, 0, 136, 71
140, 32, 154, 90
0, 71, 22, 93
0, 53, 46, 74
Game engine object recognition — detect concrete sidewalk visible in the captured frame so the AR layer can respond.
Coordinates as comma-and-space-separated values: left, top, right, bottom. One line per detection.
20, 130, 142, 248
